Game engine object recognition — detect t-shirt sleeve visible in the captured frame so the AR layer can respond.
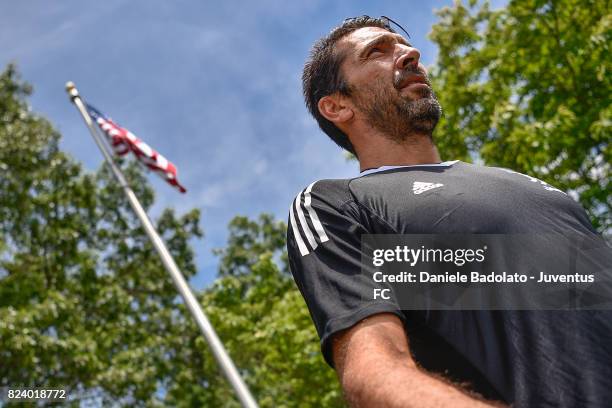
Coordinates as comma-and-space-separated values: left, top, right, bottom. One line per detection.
286, 180, 404, 367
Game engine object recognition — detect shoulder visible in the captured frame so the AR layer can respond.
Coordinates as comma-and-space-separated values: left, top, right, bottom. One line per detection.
288, 178, 359, 226
289, 178, 354, 210
286, 178, 362, 257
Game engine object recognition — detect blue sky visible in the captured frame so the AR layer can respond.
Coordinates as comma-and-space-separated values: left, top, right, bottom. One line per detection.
0, 1, 504, 289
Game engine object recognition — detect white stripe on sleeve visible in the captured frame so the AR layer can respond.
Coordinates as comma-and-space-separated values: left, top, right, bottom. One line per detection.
304, 182, 329, 243
295, 191, 318, 250
289, 198, 310, 256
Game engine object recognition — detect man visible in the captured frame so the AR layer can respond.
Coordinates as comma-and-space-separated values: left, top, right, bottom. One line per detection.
287, 16, 612, 408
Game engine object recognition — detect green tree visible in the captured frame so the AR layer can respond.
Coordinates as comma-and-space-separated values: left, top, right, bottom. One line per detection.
165, 214, 343, 407
214, 214, 289, 277
0, 64, 203, 405
0, 65, 342, 406
429, 0, 610, 231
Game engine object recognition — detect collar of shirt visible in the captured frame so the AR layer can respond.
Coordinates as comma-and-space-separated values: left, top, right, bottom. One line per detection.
359, 160, 460, 177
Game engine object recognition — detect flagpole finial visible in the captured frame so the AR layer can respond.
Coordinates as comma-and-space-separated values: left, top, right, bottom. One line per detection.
65, 81, 79, 100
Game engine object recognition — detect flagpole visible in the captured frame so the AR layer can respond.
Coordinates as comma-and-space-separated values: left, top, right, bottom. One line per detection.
65, 82, 258, 408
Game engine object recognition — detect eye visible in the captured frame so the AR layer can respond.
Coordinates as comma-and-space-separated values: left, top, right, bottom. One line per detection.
367, 47, 384, 57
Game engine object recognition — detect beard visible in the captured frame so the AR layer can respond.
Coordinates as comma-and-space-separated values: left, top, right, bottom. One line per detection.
350, 74, 442, 143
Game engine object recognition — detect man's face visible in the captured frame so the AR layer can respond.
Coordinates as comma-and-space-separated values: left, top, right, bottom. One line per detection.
337, 26, 441, 141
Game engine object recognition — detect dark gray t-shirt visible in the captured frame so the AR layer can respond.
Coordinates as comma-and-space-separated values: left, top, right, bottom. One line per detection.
287, 161, 611, 407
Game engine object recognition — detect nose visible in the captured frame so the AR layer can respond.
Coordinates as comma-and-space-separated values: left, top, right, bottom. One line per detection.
395, 47, 420, 71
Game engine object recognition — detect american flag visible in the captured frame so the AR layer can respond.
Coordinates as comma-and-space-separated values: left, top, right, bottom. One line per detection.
86, 104, 187, 193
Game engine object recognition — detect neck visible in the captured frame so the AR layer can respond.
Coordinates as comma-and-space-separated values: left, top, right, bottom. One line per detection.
354, 131, 442, 172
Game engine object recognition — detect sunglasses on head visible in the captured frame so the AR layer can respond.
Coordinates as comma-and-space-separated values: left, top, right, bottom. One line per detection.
343, 15, 411, 40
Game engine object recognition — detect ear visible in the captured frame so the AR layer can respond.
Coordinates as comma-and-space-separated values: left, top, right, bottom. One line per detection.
318, 94, 354, 125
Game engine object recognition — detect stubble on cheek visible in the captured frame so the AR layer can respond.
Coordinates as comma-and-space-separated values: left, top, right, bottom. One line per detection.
351, 75, 441, 141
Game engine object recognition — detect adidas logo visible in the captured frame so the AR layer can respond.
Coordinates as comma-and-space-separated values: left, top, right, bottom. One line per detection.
413, 181, 443, 195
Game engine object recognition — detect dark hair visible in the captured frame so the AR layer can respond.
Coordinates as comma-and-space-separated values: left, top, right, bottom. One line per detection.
302, 16, 394, 155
